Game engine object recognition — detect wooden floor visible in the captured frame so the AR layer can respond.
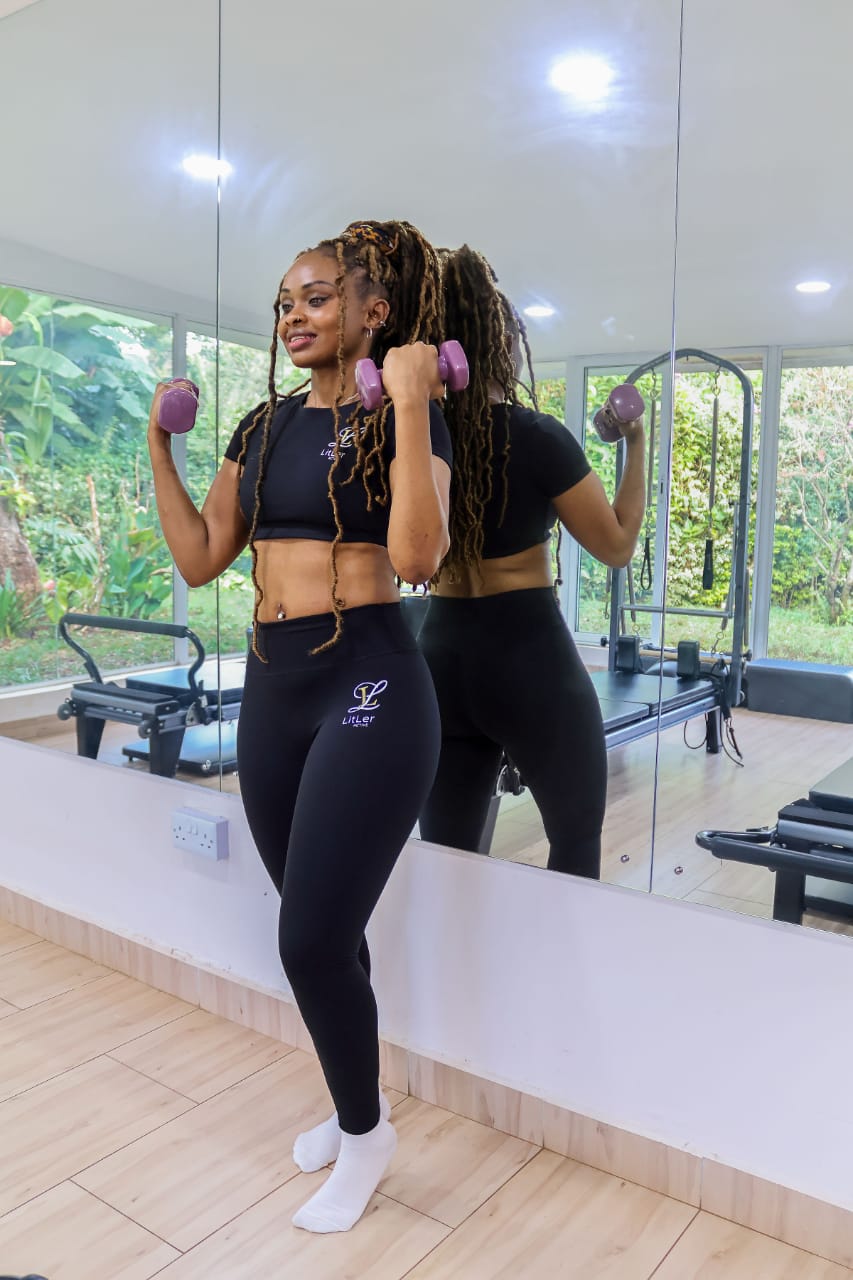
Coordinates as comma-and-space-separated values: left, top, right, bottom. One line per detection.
0, 918, 849, 1280
490, 707, 853, 936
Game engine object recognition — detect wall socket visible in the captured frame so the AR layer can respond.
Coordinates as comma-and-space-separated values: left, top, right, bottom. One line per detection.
171, 807, 229, 860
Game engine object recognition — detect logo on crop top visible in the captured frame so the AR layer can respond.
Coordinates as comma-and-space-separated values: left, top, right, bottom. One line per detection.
342, 679, 388, 727
322, 425, 358, 461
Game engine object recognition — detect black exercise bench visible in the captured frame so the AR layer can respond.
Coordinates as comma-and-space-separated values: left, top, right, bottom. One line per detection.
57, 614, 243, 778
696, 757, 853, 924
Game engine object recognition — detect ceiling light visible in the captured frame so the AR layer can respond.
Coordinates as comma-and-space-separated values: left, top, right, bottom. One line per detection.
182, 154, 233, 181
549, 54, 614, 104
795, 280, 831, 294
523, 304, 556, 319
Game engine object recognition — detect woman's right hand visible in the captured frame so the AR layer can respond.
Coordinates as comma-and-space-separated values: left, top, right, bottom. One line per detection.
148, 378, 199, 452
147, 381, 174, 453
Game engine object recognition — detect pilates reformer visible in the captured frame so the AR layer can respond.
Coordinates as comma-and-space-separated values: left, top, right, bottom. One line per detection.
696, 757, 853, 925
56, 613, 244, 777
599, 347, 754, 754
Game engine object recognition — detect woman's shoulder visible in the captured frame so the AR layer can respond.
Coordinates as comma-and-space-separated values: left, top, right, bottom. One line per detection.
505, 402, 569, 439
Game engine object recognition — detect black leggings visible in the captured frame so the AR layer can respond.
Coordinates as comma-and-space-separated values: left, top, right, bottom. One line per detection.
237, 603, 440, 1134
418, 588, 607, 878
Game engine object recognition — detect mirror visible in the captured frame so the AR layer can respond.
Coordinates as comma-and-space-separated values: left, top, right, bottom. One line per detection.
655, 0, 853, 934
0, 0, 222, 778
215, 0, 684, 887
0, 0, 686, 896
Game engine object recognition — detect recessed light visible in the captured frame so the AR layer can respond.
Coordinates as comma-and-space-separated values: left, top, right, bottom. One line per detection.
549, 54, 614, 104
182, 154, 233, 181
523, 304, 556, 319
795, 280, 831, 294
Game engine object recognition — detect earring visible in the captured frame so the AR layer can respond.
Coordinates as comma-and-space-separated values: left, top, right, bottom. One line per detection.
365, 327, 374, 339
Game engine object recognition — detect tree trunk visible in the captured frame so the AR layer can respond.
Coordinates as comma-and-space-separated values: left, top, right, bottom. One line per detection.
0, 499, 40, 597
824, 517, 853, 623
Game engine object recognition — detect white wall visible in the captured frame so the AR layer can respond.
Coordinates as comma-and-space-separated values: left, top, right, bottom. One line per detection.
0, 236, 266, 339
2, 734, 852, 1212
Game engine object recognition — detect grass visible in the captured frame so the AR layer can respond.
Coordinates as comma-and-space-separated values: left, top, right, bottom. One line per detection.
765, 605, 852, 665
3, 591, 849, 693
578, 598, 850, 666
0, 591, 253, 690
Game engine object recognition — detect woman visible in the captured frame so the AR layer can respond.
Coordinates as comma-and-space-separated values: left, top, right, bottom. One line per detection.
418, 244, 645, 879
148, 220, 452, 1233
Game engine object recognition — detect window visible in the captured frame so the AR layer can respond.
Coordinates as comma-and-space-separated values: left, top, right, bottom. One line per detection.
0, 284, 172, 687
768, 359, 853, 664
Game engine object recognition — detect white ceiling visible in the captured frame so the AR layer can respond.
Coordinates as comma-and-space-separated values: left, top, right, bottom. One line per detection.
0, 0, 39, 17
0, 0, 850, 361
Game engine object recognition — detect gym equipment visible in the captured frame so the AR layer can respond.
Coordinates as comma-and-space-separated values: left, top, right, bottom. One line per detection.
604, 348, 754, 753
592, 666, 726, 751
355, 340, 469, 411
697, 755, 853, 924
702, 369, 721, 590
57, 614, 243, 777
592, 383, 645, 443
745, 658, 853, 724
158, 378, 200, 434
478, 753, 526, 855
640, 373, 658, 590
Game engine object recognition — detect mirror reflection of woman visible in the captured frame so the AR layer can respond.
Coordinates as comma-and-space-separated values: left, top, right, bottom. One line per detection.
147, 221, 452, 1233
418, 245, 645, 879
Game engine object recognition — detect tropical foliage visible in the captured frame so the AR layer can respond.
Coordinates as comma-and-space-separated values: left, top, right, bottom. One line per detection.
0, 284, 850, 687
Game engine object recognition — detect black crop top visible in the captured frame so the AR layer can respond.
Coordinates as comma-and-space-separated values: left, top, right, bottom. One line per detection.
480, 404, 591, 558
224, 393, 452, 546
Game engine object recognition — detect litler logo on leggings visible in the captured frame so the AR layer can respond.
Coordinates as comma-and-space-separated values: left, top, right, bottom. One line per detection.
343, 679, 388, 727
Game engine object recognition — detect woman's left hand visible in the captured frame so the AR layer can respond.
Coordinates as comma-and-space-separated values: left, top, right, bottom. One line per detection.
380, 342, 444, 406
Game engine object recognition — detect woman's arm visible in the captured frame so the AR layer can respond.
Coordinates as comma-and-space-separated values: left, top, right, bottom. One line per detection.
383, 346, 451, 584
148, 383, 250, 587
553, 420, 646, 569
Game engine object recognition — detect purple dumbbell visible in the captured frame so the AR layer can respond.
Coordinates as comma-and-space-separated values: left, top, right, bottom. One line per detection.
158, 378, 200, 434
593, 383, 645, 443
355, 340, 469, 412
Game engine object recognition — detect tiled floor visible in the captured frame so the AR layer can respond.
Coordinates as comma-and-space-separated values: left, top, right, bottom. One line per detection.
0, 918, 849, 1279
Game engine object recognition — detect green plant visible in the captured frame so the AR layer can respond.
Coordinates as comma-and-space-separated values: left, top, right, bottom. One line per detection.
41, 571, 96, 625
0, 569, 42, 638
101, 513, 172, 619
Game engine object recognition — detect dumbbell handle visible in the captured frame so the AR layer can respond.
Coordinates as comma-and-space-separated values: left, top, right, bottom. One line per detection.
158, 378, 200, 434
355, 340, 468, 412
593, 383, 645, 443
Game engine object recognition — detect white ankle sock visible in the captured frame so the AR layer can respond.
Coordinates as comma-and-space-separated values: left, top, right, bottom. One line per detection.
292, 1091, 391, 1174
292, 1116, 397, 1233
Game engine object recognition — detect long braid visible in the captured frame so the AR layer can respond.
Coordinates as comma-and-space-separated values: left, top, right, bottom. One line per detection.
306, 219, 443, 652
437, 245, 533, 581
316, 240, 353, 654
232, 271, 309, 661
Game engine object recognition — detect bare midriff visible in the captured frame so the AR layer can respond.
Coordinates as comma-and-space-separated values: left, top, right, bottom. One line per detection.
433, 540, 552, 598
254, 539, 400, 621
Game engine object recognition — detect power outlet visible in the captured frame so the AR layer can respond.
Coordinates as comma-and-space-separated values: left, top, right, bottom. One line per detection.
171, 807, 229, 860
